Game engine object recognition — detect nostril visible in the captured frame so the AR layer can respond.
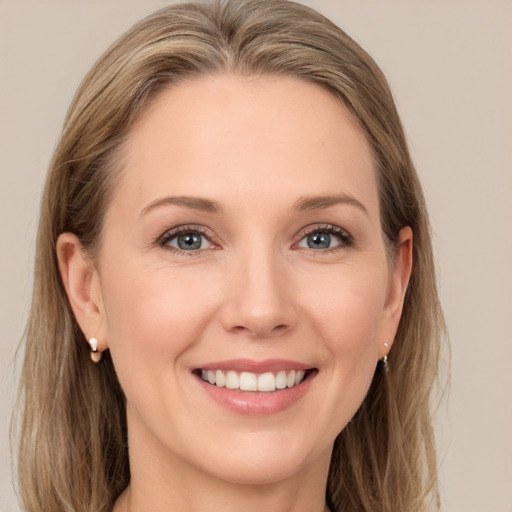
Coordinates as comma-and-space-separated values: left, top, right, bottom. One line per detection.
231, 325, 250, 333
228, 323, 290, 339
220, 287, 298, 338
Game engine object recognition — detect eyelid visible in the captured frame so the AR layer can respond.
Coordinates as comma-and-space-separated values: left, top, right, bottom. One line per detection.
293, 223, 354, 250
156, 222, 353, 255
158, 224, 218, 253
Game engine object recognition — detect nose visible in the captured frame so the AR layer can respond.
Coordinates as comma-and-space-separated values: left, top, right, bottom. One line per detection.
220, 246, 298, 339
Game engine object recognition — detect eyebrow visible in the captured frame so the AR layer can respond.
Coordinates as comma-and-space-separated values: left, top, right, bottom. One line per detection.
139, 193, 368, 217
294, 194, 368, 215
139, 196, 222, 216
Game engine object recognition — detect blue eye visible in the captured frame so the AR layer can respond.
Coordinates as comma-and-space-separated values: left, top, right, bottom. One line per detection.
161, 228, 213, 252
306, 232, 334, 249
297, 226, 352, 250
173, 233, 204, 250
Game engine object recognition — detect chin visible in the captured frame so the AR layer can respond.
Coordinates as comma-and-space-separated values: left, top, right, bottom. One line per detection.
189, 429, 333, 486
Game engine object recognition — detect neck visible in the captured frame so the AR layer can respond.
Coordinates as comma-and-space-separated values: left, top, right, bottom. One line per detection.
116, 480, 331, 512
114, 417, 333, 512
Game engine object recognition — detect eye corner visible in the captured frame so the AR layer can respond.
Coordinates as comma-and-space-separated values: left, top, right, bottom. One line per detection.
294, 223, 354, 252
157, 224, 219, 255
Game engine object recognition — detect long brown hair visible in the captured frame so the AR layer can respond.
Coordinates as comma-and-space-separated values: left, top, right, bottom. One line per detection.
14, 1, 445, 511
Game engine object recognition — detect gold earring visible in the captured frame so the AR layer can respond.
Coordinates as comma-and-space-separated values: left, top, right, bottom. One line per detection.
88, 337, 102, 363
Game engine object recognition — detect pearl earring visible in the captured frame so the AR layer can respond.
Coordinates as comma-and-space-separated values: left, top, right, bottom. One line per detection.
382, 342, 390, 372
88, 337, 102, 363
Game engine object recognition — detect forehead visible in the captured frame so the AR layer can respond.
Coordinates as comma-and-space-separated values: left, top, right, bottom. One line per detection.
113, 74, 379, 219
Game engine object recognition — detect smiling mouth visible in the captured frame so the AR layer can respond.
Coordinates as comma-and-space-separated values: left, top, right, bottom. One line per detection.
194, 368, 315, 392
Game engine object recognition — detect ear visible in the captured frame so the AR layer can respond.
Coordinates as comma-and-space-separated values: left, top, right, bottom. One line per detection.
378, 226, 413, 358
56, 233, 107, 352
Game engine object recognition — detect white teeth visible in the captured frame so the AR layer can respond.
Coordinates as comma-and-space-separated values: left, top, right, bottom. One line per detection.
275, 370, 287, 389
199, 368, 308, 392
215, 370, 225, 387
239, 372, 258, 391
258, 372, 276, 392
225, 371, 239, 389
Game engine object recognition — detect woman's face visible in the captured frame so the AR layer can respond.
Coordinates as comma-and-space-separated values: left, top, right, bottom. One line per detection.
88, 75, 410, 486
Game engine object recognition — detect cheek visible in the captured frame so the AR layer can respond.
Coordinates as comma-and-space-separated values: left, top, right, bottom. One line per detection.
305, 263, 387, 351
100, 258, 221, 386
302, 264, 387, 423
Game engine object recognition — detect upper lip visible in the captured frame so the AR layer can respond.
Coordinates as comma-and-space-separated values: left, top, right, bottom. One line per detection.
193, 359, 314, 373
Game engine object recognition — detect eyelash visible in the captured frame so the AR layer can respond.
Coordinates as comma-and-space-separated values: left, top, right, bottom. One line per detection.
158, 225, 216, 256
295, 224, 354, 252
158, 223, 354, 255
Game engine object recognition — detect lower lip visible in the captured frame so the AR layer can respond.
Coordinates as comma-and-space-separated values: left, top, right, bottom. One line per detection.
195, 373, 315, 416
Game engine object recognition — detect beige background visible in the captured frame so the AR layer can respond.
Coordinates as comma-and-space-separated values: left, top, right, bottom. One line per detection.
1, 1, 511, 511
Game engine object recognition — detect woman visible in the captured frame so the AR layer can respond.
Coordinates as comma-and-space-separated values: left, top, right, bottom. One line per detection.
15, 0, 444, 511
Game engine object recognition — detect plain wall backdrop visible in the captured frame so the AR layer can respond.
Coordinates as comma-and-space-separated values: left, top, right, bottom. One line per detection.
1, 1, 511, 511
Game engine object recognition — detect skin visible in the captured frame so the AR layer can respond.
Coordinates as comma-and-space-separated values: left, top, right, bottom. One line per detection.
58, 75, 412, 512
